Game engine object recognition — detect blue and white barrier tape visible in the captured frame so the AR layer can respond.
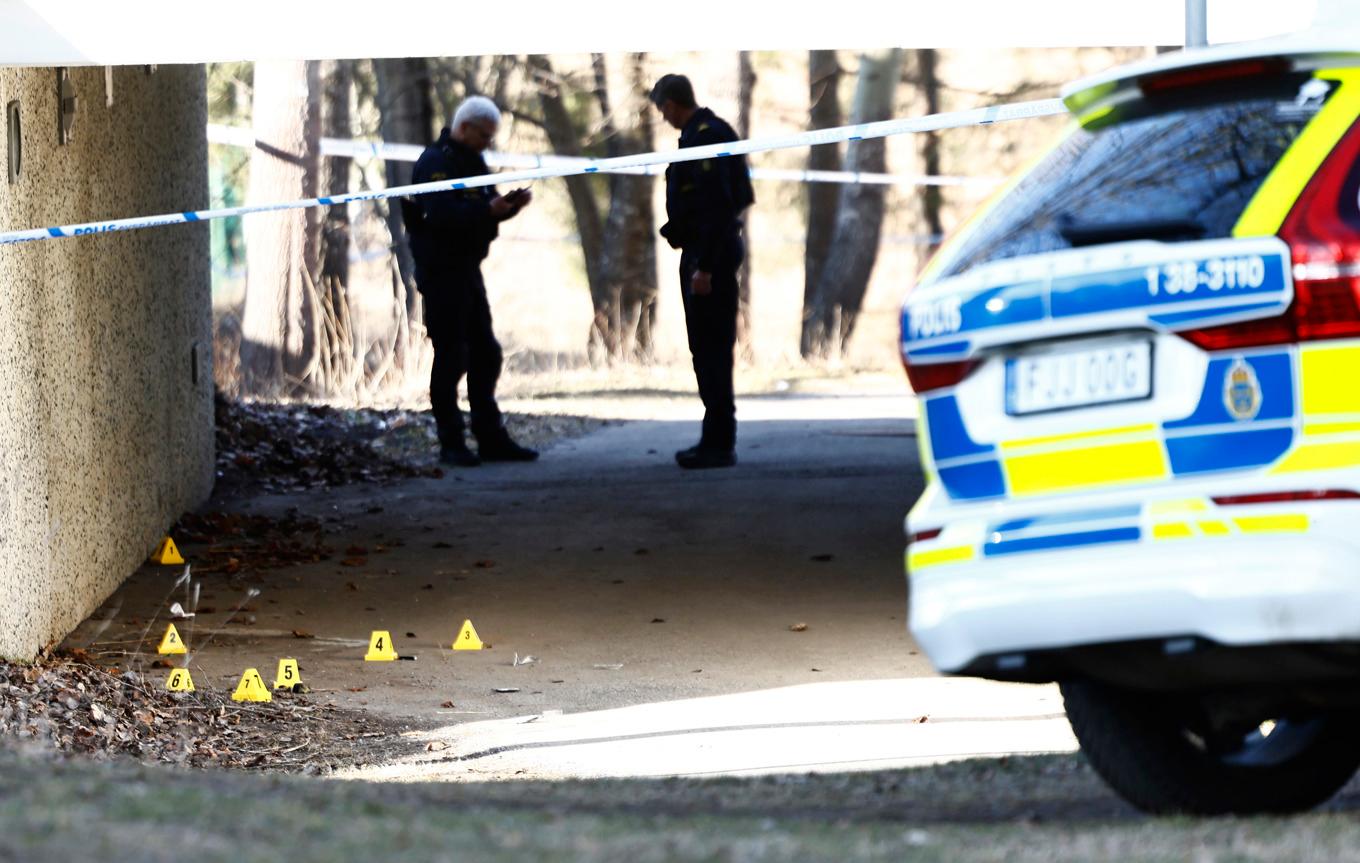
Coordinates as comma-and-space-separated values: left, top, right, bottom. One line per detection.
207, 124, 1006, 188
1, 97, 1064, 246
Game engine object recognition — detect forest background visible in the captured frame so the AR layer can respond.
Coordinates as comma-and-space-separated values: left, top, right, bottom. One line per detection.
207, 47, 1147, 403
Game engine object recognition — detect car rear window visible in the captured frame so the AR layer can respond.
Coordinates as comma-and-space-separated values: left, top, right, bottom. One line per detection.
930, 74, 1338, 281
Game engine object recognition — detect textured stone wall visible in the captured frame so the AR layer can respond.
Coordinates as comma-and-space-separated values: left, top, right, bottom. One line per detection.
0, 64, 213, 659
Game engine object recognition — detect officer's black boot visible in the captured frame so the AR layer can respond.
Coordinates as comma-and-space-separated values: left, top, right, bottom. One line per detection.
439, 443, 481, 467
675, 444, 736, 469
476, 427, 539, 462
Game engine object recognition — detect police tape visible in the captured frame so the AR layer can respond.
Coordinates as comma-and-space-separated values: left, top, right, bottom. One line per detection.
0, 97, 1065, 246
207, 124, 1006, 188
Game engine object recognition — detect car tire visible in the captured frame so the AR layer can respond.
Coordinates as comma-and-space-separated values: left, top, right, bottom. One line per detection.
1060, 679, 1360, 815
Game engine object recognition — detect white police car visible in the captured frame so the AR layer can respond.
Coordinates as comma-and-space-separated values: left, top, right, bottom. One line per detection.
901, 38, 1360, 814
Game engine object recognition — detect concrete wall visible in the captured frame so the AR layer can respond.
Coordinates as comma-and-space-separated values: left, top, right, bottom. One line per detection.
0, 64, 213, 659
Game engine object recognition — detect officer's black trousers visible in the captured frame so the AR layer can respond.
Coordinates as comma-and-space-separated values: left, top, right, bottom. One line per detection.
679, 234, 744, 452
422, 265, 504, 448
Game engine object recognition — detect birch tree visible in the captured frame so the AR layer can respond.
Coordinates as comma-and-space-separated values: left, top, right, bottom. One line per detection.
804, 48, 903, 358
239, 60, 323, 394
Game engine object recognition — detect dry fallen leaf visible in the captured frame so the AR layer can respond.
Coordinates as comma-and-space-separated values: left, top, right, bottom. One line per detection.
440, 700, 455, 709
790, 622, 809, 632
291, 629, 315, 639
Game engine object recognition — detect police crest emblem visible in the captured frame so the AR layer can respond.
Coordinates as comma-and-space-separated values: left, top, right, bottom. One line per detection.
1223, 357, 1261, 421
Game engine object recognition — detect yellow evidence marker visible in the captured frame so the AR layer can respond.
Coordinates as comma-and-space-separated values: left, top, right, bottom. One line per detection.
231, 668, 272, 703
157, 623, 187, 655
149, 537, 185, 565
452, 619, 484, 651
364, 630, 398, 662
165, 668, 195, 692
273, 658, 303, 690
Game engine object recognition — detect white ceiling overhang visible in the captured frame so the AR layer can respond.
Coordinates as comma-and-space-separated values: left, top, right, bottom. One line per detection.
0, 0, 1323, 66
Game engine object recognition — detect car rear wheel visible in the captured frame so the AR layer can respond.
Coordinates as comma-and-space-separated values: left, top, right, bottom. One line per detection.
1060, 679, 1360, 815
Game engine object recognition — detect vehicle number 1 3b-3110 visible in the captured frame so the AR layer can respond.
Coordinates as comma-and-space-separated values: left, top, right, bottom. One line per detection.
1145, 256, 1266, 297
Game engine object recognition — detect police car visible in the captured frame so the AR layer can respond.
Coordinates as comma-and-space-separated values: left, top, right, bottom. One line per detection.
901, 38, 1360, 814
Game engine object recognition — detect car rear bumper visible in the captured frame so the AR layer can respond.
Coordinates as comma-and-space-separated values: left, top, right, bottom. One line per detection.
909, 500, 1360, 676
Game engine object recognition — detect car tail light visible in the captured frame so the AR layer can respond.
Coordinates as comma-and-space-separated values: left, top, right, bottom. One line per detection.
1181, 116, 1360, 350
1139, 58, 1290, 97
1212, 490, 1360, 506
902, 358, 979, 394
907, 528, 942, 544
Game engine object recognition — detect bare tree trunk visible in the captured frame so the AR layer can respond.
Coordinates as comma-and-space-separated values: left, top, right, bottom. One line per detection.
318, 58, 357, 397
240, 59, 324, 395
373, 57, 433, 293
735, 50, 756, 359
801, 50, 842, 358
322, 60, 352, 288
529, 54, 658, 363
807, 48, 903, 358
917, 49, 945, 265
590, 53, 625, 358
595, 53, 659, 362
529, 55, 610, 360
373, 57, 434, 379
620, 52, 659, 360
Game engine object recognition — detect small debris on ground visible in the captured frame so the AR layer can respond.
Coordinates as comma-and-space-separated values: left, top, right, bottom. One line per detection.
174, 510, 332, 578
789, 622, 808, 632
0, 651, 413, 774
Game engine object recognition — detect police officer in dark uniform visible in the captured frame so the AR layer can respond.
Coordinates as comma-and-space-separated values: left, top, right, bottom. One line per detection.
650, 74, 754, 470
404, 96, 538, 467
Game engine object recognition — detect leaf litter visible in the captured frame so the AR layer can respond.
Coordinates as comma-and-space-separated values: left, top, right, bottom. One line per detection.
0, 650, 416, 775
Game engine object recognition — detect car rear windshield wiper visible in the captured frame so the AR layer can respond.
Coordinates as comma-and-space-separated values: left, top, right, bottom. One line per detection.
1057, 216, 1206, 247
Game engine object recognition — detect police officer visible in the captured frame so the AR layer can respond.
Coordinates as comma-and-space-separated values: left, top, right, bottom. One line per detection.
650, 74, 754, 470
404, 96, 538, 467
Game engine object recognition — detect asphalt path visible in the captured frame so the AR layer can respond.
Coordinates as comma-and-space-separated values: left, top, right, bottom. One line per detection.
70, 389, 1078, 780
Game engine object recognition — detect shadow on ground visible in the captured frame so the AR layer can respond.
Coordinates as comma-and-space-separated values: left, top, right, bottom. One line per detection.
9, 744, 1360, 862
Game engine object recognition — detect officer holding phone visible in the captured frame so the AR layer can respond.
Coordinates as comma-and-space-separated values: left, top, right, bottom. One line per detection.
405, 96, 538, 467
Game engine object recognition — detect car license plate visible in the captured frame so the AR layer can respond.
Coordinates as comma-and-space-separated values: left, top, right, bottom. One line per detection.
1006, 342, 1152, 416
